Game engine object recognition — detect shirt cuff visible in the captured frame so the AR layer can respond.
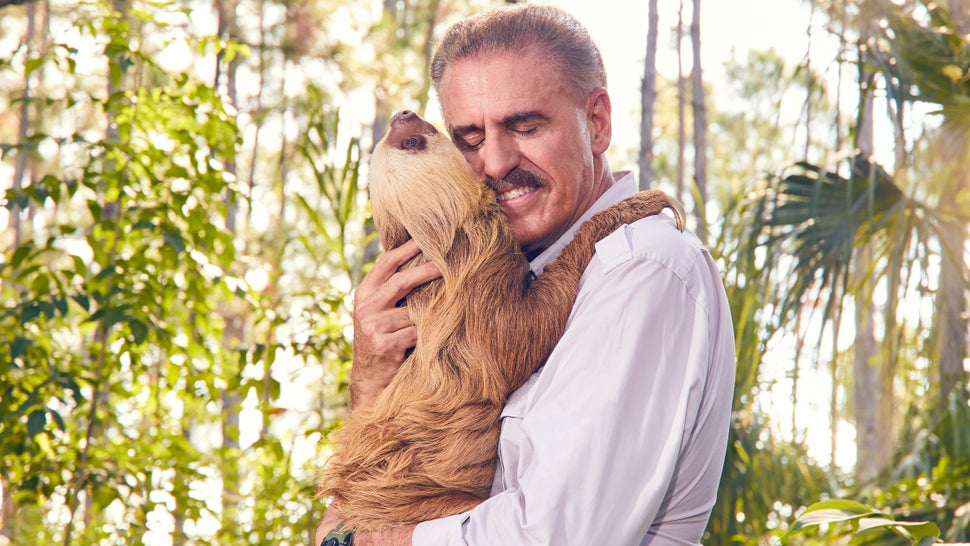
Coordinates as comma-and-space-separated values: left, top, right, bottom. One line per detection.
412, 512, 468, 545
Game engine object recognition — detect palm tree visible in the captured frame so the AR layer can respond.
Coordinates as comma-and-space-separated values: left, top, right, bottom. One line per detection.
881, 1, 969, 409
755, 0, 970, 508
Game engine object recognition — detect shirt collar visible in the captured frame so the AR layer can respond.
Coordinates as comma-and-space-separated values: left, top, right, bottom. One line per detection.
529, 171, 636, 275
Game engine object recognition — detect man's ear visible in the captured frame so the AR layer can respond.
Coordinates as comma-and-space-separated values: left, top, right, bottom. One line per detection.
587, 87, 612, 156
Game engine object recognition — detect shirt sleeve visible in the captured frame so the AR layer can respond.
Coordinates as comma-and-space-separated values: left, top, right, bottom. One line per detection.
413, 217, 734, 545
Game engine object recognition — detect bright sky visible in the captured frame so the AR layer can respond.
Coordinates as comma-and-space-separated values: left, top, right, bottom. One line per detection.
552, 0, 821, 162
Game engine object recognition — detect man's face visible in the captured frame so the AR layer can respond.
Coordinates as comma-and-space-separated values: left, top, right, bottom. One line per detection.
437, 47, 612, 257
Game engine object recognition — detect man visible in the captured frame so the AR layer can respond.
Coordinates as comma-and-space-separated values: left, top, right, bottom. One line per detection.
318, 4, 736, 545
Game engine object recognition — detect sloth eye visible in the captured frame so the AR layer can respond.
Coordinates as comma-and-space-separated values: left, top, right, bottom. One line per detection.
402, 135, 426, 150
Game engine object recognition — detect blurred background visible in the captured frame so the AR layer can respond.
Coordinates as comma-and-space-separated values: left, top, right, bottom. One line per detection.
0, 0, 968, 543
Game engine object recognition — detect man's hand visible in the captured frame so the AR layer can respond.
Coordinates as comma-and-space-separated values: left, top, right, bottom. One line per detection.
350, 239, 441, 409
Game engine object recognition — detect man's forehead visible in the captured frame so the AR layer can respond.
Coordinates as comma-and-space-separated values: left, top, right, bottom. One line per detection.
439, 55, 569, 129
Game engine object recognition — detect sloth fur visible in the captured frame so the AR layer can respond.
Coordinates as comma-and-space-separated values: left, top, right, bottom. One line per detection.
317, 110, 685, 532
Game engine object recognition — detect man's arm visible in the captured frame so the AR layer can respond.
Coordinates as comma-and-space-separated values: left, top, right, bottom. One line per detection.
315, 505, 416, 546
351, 524, 418, 546
413, 220, 735, 544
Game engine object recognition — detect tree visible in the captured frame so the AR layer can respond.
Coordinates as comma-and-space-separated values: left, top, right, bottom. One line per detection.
675, 0, 687, 203
748, 0, 970, 539
1, 6, 243, 542
689, 0, 708, 243
638, 0, 659, 190
699, 46, 838, 544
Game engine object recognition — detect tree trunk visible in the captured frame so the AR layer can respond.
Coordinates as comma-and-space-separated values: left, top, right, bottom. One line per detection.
852, 35, 888, 482
245, 0, 267, 235
1, 478, 12, 541
363, 0, 401, 269
676, 0, 686, 203
63, 1, 129, 543
214, 0, 244, 537
853, 246, 882, 482
803, 1, 815, 159
938, 0, 970, 408
416, 0, 440, 115
936, 125, 969, 406
689, 0, 707, 243
9, 0, 37, 249
638, 0, 658, 190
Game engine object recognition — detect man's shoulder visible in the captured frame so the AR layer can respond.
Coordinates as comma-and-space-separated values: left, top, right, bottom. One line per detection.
592, 212, 705, 278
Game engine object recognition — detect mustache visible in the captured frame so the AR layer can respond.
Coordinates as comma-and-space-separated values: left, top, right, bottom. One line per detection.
486, 168, 544, 191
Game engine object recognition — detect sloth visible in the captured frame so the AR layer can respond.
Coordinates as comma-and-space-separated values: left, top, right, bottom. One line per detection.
317, 109, 685, 533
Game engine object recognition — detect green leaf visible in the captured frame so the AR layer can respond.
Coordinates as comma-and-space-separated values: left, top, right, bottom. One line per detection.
857, 517, 941, 541
24, 56, 44, 77
72, 292, 90, 311
783, 499, 884, 537
53, 296, 68, 316
129, 319, 148, 344
21, 301, 42, 323
48, 409, 65, 432
11, 243, 33, 268
163, 230, 185, 254
27, 410, 46, 437
31, 274, 50, 295
11, 336, 30, 358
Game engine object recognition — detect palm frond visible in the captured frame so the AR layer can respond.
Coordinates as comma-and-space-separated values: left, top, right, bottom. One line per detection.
760, 154, 913, 323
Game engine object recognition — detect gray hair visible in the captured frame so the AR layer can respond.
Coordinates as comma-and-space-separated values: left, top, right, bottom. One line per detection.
430, 4, 607, 101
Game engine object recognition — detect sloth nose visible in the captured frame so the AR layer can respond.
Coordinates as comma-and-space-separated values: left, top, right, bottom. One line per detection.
385, 110, 438, 149
392, 110, 417, 125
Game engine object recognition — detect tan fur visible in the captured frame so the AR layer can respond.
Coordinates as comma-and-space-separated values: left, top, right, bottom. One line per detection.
317, 111, 685, 532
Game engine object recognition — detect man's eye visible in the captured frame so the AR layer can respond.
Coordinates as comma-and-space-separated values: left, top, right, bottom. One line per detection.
511, 124, 540, 136
459, 137, 484, 151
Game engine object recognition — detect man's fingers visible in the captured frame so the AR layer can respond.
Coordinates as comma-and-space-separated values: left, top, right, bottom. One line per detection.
390, 261, 442, 298
361, 261, 441, 311
357, 308, 416, 358
356, 306, 413, 344
384, 325, 417, 359
379, 306, 414, 335
363, 240, 422, 287
356, 241, 441, 310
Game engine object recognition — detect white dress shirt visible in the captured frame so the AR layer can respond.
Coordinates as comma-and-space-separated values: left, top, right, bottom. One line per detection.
413, 172, 736, 545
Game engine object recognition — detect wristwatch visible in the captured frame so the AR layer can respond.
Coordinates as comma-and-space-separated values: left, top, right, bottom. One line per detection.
320, 526, 354, 546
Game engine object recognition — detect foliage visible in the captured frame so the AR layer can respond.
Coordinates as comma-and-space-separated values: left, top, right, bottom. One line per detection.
700, 48, 839, 544
0, 0, 371, 543
1, 2, 241, 543
879, 2, 970, 126
707, 409, 832, 545
756, 154, 937, 326
739, 2, 970, 544
879, 389, 970, 543
781, 499, 941, 545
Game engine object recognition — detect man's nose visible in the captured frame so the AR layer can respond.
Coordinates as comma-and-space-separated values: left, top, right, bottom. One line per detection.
480, 133, 520, 181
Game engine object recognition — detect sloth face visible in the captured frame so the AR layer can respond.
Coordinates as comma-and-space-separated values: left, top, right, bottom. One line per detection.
384, 110, 437, 153
368, 110, 485, 254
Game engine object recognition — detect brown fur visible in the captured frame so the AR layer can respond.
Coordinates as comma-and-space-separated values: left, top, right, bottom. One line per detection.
317, 110, 685, 532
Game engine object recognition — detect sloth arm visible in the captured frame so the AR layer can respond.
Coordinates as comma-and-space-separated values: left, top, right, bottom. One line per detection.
459, 251, 573, 393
